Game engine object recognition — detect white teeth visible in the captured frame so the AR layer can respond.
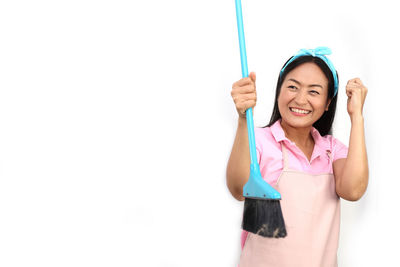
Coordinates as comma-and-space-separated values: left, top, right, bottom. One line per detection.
290, 108, 311, 114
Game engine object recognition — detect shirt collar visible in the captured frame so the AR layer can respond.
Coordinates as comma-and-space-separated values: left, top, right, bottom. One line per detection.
270, 119, 331, 152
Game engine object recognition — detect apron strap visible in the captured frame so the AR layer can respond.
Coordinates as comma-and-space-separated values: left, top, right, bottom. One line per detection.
280, 142, 289, 171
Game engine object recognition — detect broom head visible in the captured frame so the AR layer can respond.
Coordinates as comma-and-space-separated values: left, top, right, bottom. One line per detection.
242, 163, 287, 238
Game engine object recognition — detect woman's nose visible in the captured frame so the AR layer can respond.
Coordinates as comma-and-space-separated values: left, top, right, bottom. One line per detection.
294, 90, 308, 105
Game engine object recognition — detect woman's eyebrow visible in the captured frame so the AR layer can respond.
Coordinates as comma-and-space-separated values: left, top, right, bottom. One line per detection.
288, 78, 301, 85
287, 78, 323, 89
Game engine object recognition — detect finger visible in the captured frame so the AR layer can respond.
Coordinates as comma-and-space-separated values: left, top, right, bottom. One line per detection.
353, 78, 363, 85
347, 79, 357, 87
347, 78, 363, 85
249, 72, 256, 83
346, 86, 355, 95
238, 100, 256, 113
346, 84, 362, 90
346, 87, 364, 99
346, 88, 351, 98
233, 93, 257, 106
346, 80, 360, 87
233, 84, 256, 94
238, 92, 257, 102
347, 77, 359, 83
346, 86, 360, 93
347, 81, 367, 88
346, 85, 366, 93
233, 76, 255, 88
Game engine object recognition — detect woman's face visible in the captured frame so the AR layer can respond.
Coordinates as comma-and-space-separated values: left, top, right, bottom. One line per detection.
278, 62, 331, 129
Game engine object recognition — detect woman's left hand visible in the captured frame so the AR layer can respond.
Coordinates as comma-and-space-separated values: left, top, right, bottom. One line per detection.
346, 78, 368, 120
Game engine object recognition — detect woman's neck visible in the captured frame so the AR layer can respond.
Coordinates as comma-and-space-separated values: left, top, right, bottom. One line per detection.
280, 120, 314, 148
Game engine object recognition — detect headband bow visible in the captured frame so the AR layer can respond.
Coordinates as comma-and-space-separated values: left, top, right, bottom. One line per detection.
299, 47, 332, 57
280, 46, 338, 97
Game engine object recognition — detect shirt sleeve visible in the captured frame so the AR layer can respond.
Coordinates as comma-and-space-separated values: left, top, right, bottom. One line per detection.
332, 137, 348, 161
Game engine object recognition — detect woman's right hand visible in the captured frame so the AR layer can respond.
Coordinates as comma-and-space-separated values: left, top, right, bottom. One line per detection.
231, 72, 257, 118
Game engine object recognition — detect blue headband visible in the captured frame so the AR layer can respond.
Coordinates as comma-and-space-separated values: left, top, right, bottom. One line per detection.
280, 46, 339, 97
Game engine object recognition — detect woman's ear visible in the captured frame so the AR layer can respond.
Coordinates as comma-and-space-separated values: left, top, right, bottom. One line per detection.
325, 99, 332, 111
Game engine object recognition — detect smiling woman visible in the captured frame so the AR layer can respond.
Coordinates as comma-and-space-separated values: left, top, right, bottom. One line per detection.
227, 47, 369, 266
269, 55, 338, 136
278, 62, 332, 138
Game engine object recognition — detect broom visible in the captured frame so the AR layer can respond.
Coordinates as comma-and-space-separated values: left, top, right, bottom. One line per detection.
234, 0, 287, 238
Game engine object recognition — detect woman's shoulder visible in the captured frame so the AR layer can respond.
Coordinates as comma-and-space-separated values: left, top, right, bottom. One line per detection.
255, 125, 272, 135
254, 126, 282, 161
254, 126, 281, 148
318, 132, 349, 160
255, 126, 274, 140
320, 134, 348, 150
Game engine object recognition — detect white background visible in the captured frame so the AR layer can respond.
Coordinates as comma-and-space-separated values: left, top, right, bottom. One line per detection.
0, 0, 399, 266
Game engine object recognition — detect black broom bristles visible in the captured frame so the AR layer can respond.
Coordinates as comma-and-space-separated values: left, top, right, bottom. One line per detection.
242, 198, 287, 238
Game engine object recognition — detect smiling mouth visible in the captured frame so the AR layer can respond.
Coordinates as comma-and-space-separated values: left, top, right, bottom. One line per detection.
289, 107, 311, 114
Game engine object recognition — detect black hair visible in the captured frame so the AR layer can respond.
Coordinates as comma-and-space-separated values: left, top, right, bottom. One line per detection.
264, 56, 339, 136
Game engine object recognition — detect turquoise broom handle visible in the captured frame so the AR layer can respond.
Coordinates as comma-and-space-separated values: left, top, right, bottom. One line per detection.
235, 0, 257, 165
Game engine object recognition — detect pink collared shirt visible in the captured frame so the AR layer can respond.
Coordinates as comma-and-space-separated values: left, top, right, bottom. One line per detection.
255, 119, 348, 187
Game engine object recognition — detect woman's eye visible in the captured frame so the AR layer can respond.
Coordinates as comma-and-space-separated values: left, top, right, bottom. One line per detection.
288, 85, 297, 90
310, 90, 320, 95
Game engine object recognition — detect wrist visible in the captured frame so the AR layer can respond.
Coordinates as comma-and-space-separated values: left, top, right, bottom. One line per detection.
238, 116, 247, 125
350, 113, 364, 123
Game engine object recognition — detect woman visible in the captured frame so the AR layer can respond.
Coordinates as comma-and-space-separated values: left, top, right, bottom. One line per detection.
226, 47, 368, 266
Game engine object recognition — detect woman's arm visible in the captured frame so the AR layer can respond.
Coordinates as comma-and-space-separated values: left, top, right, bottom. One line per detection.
333, 78, 369, 201
333, 115, 368, 201
226, 72, 257, 201
226, 117, 250, 201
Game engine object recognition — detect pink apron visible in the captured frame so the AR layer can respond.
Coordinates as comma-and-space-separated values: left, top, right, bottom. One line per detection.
239, 142, 340, 267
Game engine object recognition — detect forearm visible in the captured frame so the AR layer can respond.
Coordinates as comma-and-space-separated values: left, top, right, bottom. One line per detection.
338, 115, 369, 200
226, 117, 250, 201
